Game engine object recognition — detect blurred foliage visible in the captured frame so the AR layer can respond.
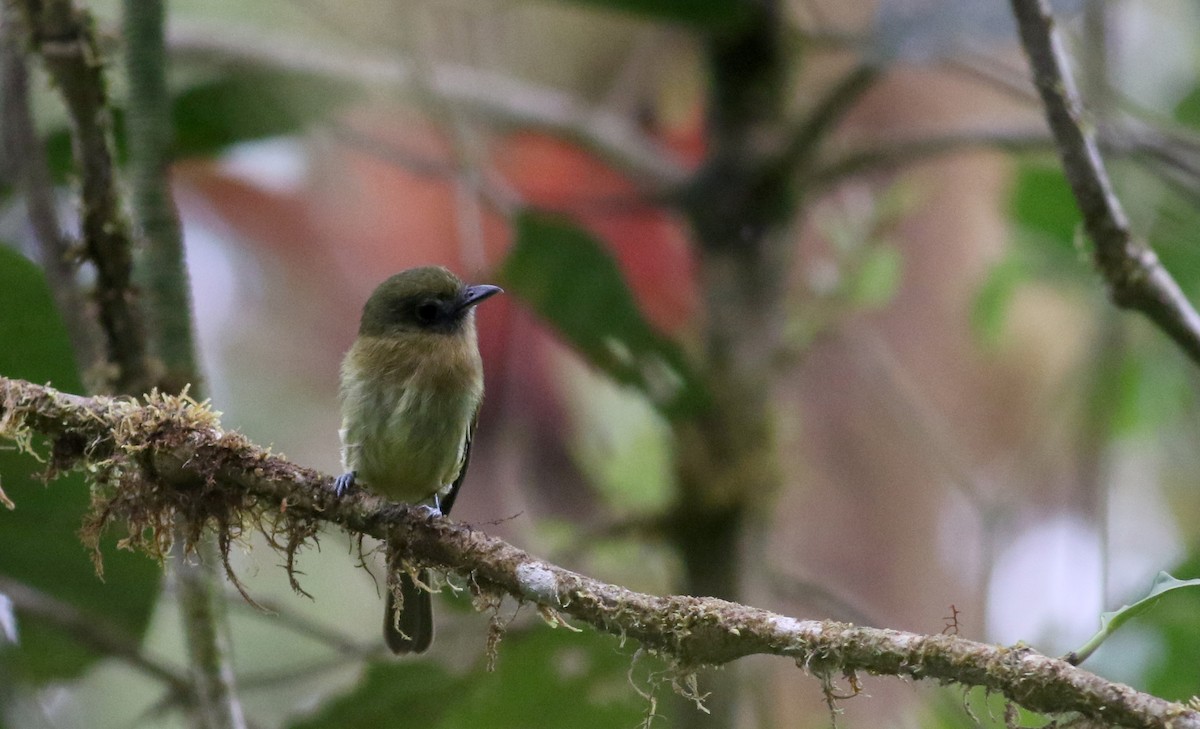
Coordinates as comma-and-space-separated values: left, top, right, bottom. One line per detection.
45, 68, 360, 180
500, 211, 709, 420
288, 628, 653, 729
784, 184, 909, 350
1107, 335, 1196, 436
171, 69, 358, 157
562, 359, 674, 515
556, 0, 751, 28
820, 184, 909, 310
979, 149, 1200, 706
0, 247, 159, 683
847, 244, 902, 308
1174, 86, 1200, 128
971, 253, 1027, 346
1008, 164, 1082, 262
924, 685, 1054, 729
1123, 121, 1200, 310
983, 162, 1199, 433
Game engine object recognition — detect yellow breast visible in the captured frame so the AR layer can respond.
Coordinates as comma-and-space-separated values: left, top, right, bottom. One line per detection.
338, 324, 483, 502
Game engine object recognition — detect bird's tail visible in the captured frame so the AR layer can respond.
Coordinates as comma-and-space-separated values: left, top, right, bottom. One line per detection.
384, 570, 433, 654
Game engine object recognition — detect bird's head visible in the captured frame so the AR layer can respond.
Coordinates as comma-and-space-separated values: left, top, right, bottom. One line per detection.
359, 266, 502, 337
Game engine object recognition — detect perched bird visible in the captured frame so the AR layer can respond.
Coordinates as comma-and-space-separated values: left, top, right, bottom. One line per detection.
335, 266, 501, 654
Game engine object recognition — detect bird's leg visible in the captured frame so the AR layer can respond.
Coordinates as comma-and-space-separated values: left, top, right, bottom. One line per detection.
412, 493, 444, 519
332, 471, 357, 497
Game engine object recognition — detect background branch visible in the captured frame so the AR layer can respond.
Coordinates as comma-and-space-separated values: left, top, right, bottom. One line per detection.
12, 0, 153, 394
1010, 0, 1200, 366
124, 0, 200, 392
0, 575, 189, 697
165, 20, 687, 189
171, 538, 247, 729
0, 10, 103, 376
122, 2, 240, 727
0, 375, 1195, 729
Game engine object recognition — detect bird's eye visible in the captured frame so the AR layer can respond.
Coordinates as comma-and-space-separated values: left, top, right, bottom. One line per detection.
415, 300, 440, 325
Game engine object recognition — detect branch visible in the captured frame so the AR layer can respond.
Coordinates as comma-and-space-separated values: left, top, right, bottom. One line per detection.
123, 3, 241, 726
812, 128, 1054, 188
164, 20, 687, 188
1010, 0, 1200, 366
0, 376, 1195, 729
784, 62, 881, 183
0, 10, 104, 375
124, 0, 201, 392
12, 0, 153, 393
171, 538, 246, 729
0, 575, 189, 697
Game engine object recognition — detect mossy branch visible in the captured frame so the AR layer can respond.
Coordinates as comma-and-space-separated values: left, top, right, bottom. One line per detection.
0, 376, 1193, 727
11, 0, 153, 394
0, 10, 104, 373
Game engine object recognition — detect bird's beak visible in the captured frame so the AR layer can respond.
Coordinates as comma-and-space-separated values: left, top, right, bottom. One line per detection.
457, 284, 503, 313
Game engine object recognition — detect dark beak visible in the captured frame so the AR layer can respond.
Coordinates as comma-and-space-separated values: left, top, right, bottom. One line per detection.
457, 284, 502, 312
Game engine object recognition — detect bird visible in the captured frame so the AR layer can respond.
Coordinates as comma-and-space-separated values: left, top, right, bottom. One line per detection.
335, 265, 501, 653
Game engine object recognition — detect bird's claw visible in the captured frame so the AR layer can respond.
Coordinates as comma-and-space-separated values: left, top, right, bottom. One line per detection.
333, 471, 357, 497
414, 503, 443, 520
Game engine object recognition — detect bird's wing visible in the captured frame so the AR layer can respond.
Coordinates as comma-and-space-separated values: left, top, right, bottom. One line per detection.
438, 406, 478, 516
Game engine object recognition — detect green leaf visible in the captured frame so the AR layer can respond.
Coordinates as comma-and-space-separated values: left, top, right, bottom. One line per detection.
555, 0, 751, 28
848, 244, 902, 308
1174, 84, 1200, 128
171, 69, 359, 157
970, 254, 1026, 345
560, 354, 673, 513
44, 68, 361, 179
1107, 342, 1194, 435
0, 246, 160, 682
1004, 162, 1096, 284
289, 628, 651, 729
1140, 553, 1200, 700
1068, 571, 1200, 665
500, 211, 708, 419
1010, 164, 1081, 255
1145, 172, 1200, 301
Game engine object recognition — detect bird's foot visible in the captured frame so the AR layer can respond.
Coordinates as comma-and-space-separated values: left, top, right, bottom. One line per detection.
333, 471, 357, 497
414, 503, 443, 520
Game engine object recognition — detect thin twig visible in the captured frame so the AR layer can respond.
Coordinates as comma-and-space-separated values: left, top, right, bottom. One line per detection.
213, 588, 367, 656
813, 128, 1053, 188
0, 575, 190, 696
786, 62, 882, 183
942, 51, 1039, 106
237, 650, 382, 691
1010, 0, 1200, 366
165, 20, 687, 188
